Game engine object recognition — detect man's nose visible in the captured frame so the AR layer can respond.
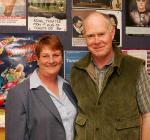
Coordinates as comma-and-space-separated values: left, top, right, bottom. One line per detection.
94, 35, 101, 43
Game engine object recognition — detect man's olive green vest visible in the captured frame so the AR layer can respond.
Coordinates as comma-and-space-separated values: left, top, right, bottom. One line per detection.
71, 47, 144, 140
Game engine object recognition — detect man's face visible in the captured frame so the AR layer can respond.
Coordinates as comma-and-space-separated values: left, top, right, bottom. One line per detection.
84, 14, 115, 60
136, 0, 147, 12
75, 20, 82, 28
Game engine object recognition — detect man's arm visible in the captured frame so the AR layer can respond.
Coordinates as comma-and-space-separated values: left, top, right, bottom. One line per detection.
136, 65, 150, 139
142, 112, 150, 140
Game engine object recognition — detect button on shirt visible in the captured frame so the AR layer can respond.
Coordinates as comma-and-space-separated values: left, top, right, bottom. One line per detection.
30, 70, 77, 140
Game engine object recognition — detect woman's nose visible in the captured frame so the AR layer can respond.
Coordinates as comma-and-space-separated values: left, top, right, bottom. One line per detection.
49, 56, 54, 63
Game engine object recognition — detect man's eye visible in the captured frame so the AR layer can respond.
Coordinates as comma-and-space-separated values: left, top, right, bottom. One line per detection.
98, 33, 106, 37
87, 35, 94, 38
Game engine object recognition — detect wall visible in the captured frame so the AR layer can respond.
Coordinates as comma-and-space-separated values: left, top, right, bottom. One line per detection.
0, 0, 150, 140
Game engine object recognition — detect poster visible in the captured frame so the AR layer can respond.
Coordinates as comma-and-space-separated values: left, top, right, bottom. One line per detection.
28, 0, 66, 31
73, 0, 122, 10
123, 49, 150, 74
0, 34, 38, 127
64, 50, 88, 81
0, 0, 26, 26
147, 50, 150, 74
126, 0, 150, 35
72, 9, 122, 47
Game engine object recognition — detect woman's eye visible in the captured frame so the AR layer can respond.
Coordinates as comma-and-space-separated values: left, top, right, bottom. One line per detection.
53, 53, 61, 57
42, 55, 49, 58
54, 54, 59, 57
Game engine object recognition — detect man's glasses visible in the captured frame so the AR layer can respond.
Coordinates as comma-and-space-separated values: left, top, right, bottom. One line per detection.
136, 0, 146, 2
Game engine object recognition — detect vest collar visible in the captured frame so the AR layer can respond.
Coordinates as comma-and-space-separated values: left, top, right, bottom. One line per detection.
73, 46, 124, 75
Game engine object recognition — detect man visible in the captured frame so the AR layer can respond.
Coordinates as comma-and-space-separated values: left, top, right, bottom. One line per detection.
130, 0, 150, 27
71, 12, 150, 140
72, 16, 84, 38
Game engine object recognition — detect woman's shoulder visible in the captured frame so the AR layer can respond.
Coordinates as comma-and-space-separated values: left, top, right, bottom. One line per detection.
8, 78, 30, 94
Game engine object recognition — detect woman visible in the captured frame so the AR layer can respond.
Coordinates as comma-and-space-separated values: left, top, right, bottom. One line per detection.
5, 34, 77, 140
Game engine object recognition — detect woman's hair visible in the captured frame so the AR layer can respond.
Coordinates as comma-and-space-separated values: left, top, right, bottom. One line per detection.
35, 34, 64, 58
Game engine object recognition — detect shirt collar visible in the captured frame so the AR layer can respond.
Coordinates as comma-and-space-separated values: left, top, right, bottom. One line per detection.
30, 69, 42, 89
90, 47, 123, 75
29, 69, 68, 89
91, 55, 114, 71
73, 46, 123, 75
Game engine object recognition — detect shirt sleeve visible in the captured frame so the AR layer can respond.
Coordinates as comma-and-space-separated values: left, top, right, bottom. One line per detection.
136, 65, 150, 114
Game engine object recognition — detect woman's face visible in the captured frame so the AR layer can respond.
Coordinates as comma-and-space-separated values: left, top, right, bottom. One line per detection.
37, 46, 63, 78
136, 0, 147, 12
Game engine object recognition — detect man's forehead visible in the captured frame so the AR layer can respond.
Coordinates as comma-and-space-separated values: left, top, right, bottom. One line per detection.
84, 13, 106, 22
84, 14, 109, 27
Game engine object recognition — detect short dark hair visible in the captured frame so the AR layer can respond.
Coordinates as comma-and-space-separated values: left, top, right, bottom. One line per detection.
108, 14, 118, 26
35, 34, 64, 58
73, 16, 82, 24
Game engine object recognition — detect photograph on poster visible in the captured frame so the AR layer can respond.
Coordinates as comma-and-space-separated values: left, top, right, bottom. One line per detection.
72, 9, 122, 47
28, 0, 66, 31
72, 16, 84, 38
72, 9, 94, 47
126, 0, 150, 34
73, 0, 122, 10
64, 50, 88, 81
0, 0, 26, 26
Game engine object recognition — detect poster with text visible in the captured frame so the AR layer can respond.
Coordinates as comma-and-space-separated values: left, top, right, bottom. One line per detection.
72, 9, 122, 47
0, 0, 26, 26
126, 0, 150, 35
122, 49, 150, 74
28, 0, 66, 31
0, 34, 38, 107
64, 51, 88, 81
147, 50, 150, 74
0, 34, 39, 127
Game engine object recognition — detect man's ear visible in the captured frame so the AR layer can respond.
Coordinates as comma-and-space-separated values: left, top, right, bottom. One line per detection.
111, 26, 116, 40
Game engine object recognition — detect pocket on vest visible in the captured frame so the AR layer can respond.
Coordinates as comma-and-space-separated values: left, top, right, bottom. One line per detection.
75, 114, 90, 140
115, 116, 140, 140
